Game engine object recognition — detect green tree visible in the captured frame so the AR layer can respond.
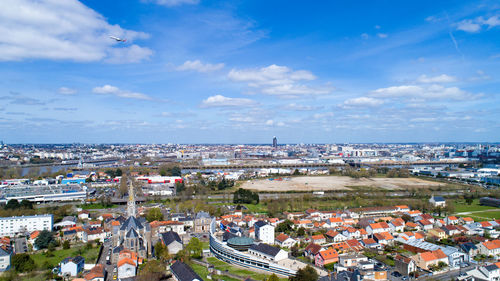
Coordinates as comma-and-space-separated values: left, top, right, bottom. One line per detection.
154, 241, 170, 261
62, 240, 70, 250
465, 197, 474, 205
297, 227, 306, 237
20, 200, 33, 209
136, 260, 166, 281
233, 188, 259, 204
289, 265, 318, 281
4, 199, 20, 210
146, 208, 164, 222
268, 274, 280, 281
186, 237, 203, 259
34, 230, 55, 250
276, 220, 294, 234
11, 254, 36, 273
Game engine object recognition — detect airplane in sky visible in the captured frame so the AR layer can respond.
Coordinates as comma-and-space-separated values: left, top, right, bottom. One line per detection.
109, 35, 126, 42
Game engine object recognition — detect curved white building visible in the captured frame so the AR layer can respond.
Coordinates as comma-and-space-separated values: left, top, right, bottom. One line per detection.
209, 219, 297, 277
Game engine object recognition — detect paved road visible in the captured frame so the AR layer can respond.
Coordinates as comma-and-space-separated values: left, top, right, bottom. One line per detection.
96, 240, 116, 281
419, 265, 475, 281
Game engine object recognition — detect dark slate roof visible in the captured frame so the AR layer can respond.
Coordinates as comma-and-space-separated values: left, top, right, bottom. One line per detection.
195, 211, 210, 220
170, 261, 203, 281
432, 196, 445, 202
485, 264, 498, 272
161, 231, 182, 246
126, 228, 139, 238
120, 216, 144, 231
63, 230, 77, 235
62, 216, 77, 223
249, 243, 281, 257
62, 256, 84, 265
0, 247, 11, 257
223, 231, 237, 241
254, 221, 267, 228
460, 242, 478, 252
113, 245, 123, 254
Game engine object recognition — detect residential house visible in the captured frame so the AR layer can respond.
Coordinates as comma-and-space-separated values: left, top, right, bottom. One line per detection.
193, 211, 211, 233
83, 227, 106, 243
460, 242, 478, 258
275, 233, 296, 248
325, 217, 344, 228
361, 238, 381, 249
418, 220, 433, 231
411, 249, 448, 270
373, 232, 394, 246
366, 222, 391, 234
78, 210, 90, 220
389, 218, 405, 232
428, 228, 447, 240
304, 243, 323, 258
325, 230, 347, 243
311, 234, 326, 245
60, 256, 84, 277
445, 216, 460, 225
0, 247, 11, 272
117, 257, 136, 279
160, 231, 183, 255
342, 227, 360, 239
394, 255, 416, 276
315, 249, 339, 267
478, 240, 500, 256
83, 264, 105, 281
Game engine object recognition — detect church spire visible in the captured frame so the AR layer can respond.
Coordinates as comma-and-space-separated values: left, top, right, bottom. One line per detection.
127, 182, 136, 217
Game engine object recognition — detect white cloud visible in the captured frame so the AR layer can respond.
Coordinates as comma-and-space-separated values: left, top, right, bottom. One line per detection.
0, 0, 152, 62
372, 84, 477, 100
343, 97, 384, 107
265, 120, 285, 126
92, 85, 152, 100
228, 64, 331, 97
416, 74, 457, 83
176, 60, 224, 73
313, 112, 334, 119
361, 33, 369, 39
285, 103, 322, 111
457, 16, 500, 33
143, 0, 199, 7
377, 33, 388, 38
374, 25, 381, 29
410, 117, 437, 122
58, 87, 77, 95
201, 95, 256, 108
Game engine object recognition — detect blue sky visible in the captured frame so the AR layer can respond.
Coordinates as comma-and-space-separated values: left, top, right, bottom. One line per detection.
0, 0, 499, 144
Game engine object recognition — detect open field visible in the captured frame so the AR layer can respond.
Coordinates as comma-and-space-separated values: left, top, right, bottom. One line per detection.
31, 244, 100, 269
453, 199, 499, 214
467, 211, 500, 220
240, 176, 443, 192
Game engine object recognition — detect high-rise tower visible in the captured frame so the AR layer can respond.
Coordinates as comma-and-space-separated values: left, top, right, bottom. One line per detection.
272, 136, 278, 148
127, 182, 136, 217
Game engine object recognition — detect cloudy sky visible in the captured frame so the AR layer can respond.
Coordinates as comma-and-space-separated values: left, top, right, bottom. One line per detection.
0, 0, 499, 143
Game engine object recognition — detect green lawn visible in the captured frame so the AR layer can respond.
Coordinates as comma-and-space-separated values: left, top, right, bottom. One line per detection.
190, 262, 244, 281
202, 241, 210, 250
79, 203, 117, 209
453, 199, 499, 213
31, 244, 100, 269
207, 257, 286, 281
467, 211, 500, 220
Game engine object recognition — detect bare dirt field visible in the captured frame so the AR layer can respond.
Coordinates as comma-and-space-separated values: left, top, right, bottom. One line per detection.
240, 176, 444, 192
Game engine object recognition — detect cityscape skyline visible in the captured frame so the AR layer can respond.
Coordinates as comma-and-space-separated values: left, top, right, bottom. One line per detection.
1, 0, 499, 143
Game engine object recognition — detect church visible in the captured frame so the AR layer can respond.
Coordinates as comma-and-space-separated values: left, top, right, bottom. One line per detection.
112, 183, 152, 260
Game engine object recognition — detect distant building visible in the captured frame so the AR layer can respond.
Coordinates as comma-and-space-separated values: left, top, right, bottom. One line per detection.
0, 215, 53, 237
254, 221, 274, 245
272, 136, 278, 148
194, 211, 211, 233
429, 196, 446, 207
479, 197, 500, 208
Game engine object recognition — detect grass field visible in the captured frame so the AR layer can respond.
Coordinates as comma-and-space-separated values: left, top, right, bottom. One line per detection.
453, 199, 499, 214
207, 257, 287, 281
190, 262, 248, 281
468, 211, 500, 220
31, 244, 100, 269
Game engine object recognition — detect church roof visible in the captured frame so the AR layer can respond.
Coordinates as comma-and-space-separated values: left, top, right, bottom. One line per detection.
126, 228, 139, 238
161, 231, 182, 246
120, 216, 144, 231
